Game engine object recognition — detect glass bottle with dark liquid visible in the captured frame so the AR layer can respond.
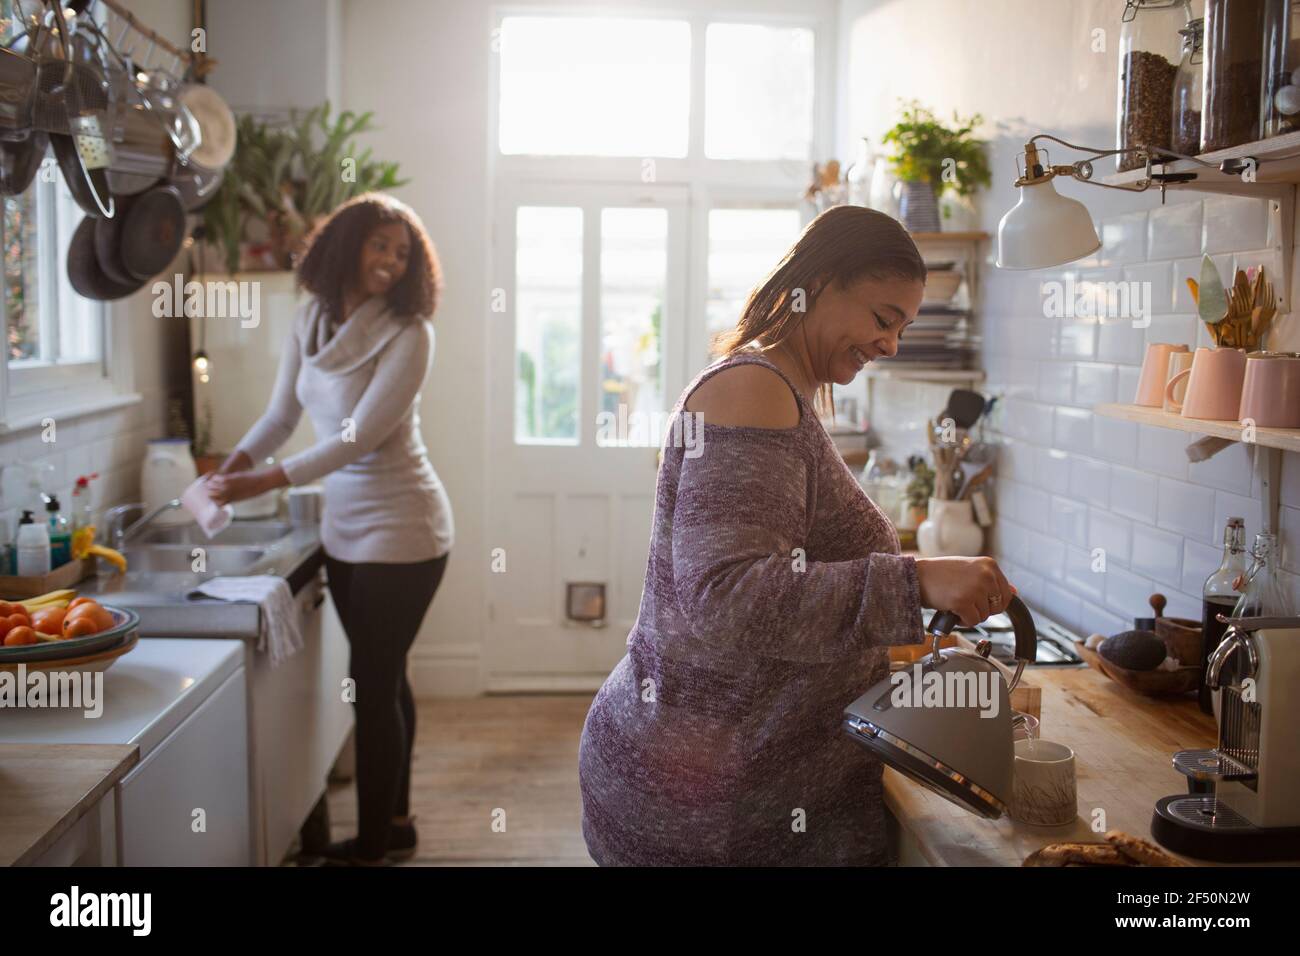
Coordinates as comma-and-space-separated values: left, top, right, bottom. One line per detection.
1200, 516, 1245, 714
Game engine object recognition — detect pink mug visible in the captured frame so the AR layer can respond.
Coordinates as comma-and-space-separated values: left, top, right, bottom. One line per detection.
1136, 343, 1189, 407
1239, 352, 1300, 428
1165, 347, 1247, 420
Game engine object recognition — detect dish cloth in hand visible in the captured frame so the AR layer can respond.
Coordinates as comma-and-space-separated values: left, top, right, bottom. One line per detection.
191, 575, 304, 666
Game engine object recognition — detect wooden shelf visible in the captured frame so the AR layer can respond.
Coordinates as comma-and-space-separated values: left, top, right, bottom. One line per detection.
1094, 403, 1300, 453
1102, 131, 1300, 190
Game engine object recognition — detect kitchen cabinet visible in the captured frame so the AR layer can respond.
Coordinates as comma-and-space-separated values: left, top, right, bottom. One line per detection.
0, 640, 249, 866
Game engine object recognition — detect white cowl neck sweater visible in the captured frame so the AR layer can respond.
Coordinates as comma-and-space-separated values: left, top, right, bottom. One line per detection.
235, 295, 454, 563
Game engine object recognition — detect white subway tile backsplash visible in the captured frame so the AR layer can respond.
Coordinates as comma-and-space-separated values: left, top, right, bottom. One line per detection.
1001, 442, 1033, 482
1027, 529, 1066, 581
1109, 465, 1159, 523
1102, 211, 1148, 265
1187, 441, 1254, 496
1131, 521, 1185, 587
1056, 320, 1098, 360
1073, 362, 1117, 406
1104, 564, 1156, 620
1089, 509, 1132, 565
1156, 477, 1217, 544
1064, 545, 1105, 601
1148, 200, 1203, 260
1091, 415, 1138, 466
1123, 260, 1175, 315
1136, 424, 1190, 480
1068, 455, 1110, 509
1036, 447, 1071, 494
987, 192, 1293, 632
1050, 494, 1089, 548
1097, 317, 1147, 365
1202, 195, 1269, 254
1143, 314, 1198, 349
1053, 406, 1093, 454
1182, 537, 1222, 594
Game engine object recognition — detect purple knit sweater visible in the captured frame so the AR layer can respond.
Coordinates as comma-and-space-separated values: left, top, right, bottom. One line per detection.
578, 352, 924, 866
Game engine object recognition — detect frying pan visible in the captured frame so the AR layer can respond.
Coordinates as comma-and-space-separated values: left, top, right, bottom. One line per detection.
67, 213, 144, 300
94, 191, 136, 285
0, 46, 38, 140
119, 183, 185, 280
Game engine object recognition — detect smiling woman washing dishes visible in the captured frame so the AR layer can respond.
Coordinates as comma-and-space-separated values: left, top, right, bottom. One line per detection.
578, 205, 1015, 865
207, 193, 454, 866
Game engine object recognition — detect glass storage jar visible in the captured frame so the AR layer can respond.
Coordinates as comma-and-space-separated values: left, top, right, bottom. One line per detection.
1117, 0, 1192, 171
1202, 0, 1268, 151
1172, 17, 1204, 154
1261, 0, 1300, 139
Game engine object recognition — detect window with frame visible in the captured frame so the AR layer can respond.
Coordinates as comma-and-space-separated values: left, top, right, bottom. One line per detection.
496, 10, 821, 447
2, 169, 112, 423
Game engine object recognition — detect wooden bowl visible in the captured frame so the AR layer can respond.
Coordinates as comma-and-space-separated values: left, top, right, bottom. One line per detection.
1155, 616, 1201, 666
1074, 640, 1199, 697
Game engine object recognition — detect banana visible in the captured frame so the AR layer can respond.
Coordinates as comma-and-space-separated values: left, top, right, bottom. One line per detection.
19, 589, 76, 610
86, 544, 127, 573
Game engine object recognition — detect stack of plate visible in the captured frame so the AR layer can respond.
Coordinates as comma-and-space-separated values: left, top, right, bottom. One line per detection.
0, 605, 140, 674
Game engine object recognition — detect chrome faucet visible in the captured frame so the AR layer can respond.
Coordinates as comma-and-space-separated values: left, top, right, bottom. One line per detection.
105, 499, 182, 549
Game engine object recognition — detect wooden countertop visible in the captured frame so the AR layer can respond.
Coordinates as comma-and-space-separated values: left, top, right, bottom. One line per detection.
0, 743, 139, 867
884, 664, 1218, 866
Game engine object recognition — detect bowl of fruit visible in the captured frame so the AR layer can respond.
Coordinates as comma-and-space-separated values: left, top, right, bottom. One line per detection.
0, 590, 140, 671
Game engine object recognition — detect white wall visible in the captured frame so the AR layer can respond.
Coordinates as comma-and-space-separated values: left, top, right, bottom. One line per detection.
0, 0, 191, 530
839, 0, 1300, 635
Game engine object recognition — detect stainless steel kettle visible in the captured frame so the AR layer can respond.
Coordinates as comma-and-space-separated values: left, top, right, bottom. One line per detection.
843, 596, 1038, 818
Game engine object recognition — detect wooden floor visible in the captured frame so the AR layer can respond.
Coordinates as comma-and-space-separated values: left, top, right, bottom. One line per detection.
324, 695, 597, 866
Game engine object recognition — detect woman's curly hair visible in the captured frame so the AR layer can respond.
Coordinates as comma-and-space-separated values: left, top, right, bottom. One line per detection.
295, 192, 442, 324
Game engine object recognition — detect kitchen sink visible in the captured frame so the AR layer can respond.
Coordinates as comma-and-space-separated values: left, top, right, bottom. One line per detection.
122, 546, 270, 575
134, 521, 293, 547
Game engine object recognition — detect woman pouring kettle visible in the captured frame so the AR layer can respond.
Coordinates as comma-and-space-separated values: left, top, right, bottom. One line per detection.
578, 205, 1016, 866
208, 193, 454, 866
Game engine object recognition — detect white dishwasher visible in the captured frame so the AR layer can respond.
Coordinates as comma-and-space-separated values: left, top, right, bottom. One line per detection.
0, 639, 250, 866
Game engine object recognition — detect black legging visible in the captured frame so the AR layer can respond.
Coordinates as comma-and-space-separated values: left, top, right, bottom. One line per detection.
325, 551, 449, 859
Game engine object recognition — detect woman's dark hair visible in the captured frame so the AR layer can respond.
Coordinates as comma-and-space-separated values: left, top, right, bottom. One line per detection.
712, 205, 926, 414
295, 192, 442, 324
713, 205, 926, 358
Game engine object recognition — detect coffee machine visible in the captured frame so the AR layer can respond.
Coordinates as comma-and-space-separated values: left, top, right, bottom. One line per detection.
1152, 614, 1300, 862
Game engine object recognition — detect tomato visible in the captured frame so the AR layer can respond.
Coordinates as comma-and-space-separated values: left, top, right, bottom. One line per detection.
3, 625, 38, 646
61, 617, 97, 639
31, 607, 67, 635
64, 604, 112, 635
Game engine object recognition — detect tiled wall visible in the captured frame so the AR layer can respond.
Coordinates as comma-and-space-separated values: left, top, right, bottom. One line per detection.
983, 193, 1300, 638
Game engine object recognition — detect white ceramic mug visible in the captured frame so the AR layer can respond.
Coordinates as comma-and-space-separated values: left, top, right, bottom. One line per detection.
1011, 738, 1077, 827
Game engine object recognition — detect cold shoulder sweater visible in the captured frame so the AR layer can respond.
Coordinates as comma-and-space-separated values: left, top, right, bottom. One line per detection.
577, 351, 924, 865
235, 295, 454, 563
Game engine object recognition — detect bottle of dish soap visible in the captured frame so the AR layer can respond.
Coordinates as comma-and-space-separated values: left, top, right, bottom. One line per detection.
45, 494, 71, 567
16, 510, 52, 577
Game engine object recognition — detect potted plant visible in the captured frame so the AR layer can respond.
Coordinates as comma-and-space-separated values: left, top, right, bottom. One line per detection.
881, 101, 990, 234
203, 103, 408, 274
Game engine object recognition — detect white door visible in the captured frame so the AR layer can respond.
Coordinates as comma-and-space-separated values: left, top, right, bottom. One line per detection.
486, 182, 690, 691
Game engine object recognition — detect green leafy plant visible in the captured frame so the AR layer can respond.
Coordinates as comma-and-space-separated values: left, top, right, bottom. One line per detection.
906, 460, 936, 511
882, 101, 991, 198
202, 102, 408, 273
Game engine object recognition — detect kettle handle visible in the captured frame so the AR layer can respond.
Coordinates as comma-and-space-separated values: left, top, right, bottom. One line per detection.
925, 595, 1038, 666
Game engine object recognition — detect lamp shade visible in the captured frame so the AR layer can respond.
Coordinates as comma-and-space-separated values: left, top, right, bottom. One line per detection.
996, 178, 1101, 270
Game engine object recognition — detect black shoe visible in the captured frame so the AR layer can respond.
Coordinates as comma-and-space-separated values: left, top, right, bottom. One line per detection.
386, 817, 418, 862
320, 838, 388, 867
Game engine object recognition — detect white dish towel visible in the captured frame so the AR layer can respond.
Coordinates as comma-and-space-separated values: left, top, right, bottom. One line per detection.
192, 575, 304, 666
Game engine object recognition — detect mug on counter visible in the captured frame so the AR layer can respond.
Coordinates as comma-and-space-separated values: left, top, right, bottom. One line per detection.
1162, 350, 1194, 413
1011, 738, 1077, 827
1164, 347, 1246, 420
1239, 352, 1300, 429
1135, 343, 1190, 407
